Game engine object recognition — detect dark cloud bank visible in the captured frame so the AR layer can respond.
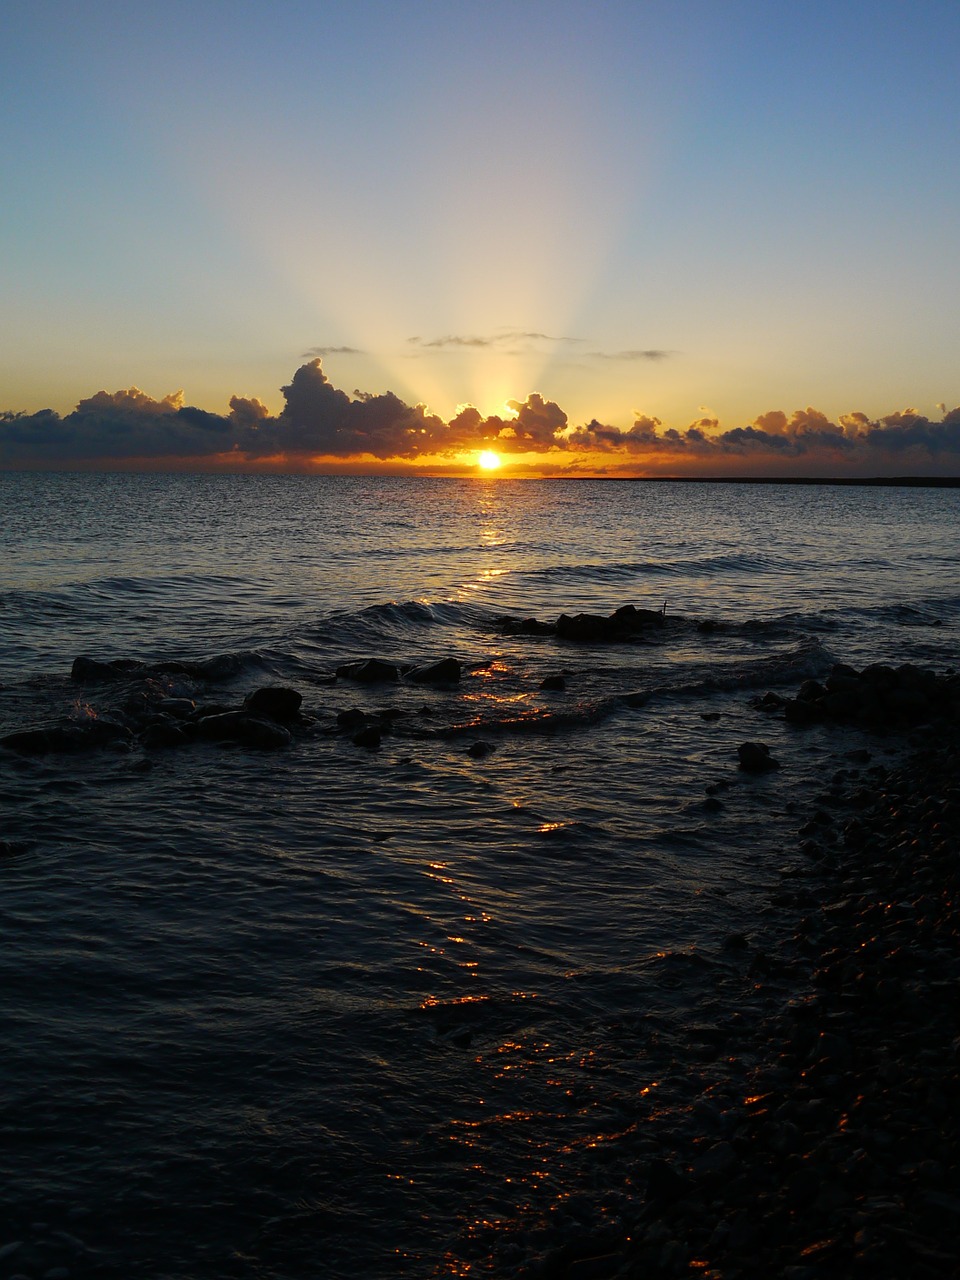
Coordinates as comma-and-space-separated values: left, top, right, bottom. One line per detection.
2, 359, 959, 476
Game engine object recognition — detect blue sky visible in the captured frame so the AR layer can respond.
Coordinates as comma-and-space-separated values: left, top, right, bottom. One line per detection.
2, 0, 959, 472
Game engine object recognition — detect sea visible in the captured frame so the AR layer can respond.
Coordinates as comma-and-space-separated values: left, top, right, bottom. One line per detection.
1, 473, 958, 1278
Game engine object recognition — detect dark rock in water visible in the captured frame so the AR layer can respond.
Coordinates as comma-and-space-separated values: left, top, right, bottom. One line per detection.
467, 741, 494, 758
352, 726, 381, 750
540, 675, 566, 691
407, 658, 461, 685
336, 658, 402, 683
556, 612, 615, 642
195, 711, 291, 749
498, 616, 556, 636
157, 697, 196, 719
696, 618, 720, 633
71, 655, 144, 683
337, 708, 371, 730
701, 710, 723, 721
645, 1157, 690, 1203
556, 604, 665, 643
1, 716, 131, 754
754, 692, 784, 711
703, 796, 725, 813
157, 653, 245, 681
611, 603, 665, 630
243, 686, 303, 721
784, 697, 823, 726
797, 679, 826, 702
142, 721, 187, 749
737, 741, 780, 772
1, 725, 80, 754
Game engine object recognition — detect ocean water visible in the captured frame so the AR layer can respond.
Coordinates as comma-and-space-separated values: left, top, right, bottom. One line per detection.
1, 473, 958, 1277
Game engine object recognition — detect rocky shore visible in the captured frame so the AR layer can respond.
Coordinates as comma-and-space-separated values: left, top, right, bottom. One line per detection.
518, 724, 960, 1279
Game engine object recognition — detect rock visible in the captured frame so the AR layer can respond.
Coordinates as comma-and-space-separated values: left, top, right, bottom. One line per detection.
71, 655, 143, 682
785, 697, 823, 726
498, 616, 556, 636
467, 741, 494, 758
645, 1158, 689, 1203
407, 658, 461, 685
611, 603, 666, 630
556, 612, 618, 642
738, 741, 780, 772
243, 686, 303, 721
337, 708, 371, 730
352, 726, 381, 750
540, 675, 566, 691
141, 721, 187, 749
336, 658, 402, 683
195, 712, 291, 749
157, 698, 196, 718
797, 679, 826, 702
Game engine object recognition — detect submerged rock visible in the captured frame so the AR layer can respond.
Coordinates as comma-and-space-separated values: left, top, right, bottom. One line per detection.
195, 711, 291, 749
336, 658, 403, 683
71, 655, 144, 683
738, 741, 780, 773
540, 675, 566, 691
407, 658, 461, 685
243, 686, 303, 721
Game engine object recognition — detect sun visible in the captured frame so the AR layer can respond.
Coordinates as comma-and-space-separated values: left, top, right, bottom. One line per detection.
477, 449, 502, 471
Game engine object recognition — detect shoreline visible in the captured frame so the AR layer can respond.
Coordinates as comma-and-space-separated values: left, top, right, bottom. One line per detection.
505, 722, 960, 1279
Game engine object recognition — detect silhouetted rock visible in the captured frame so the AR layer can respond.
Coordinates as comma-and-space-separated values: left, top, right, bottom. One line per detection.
352, 726, 381, 750
556, 612, 617, 642
539, 675, 566, 691
195, 711, 291, 749
467, 741, 494, 758
71, 655, 144, 682
738, 741, 780, 772
337, 708, 371, 730
243, 686, 303, 721
498, 616, 556, 636
407, 658, 461, 684
336, 658, 402, 683
157, 697, 196, 718
142, 721, 188, 749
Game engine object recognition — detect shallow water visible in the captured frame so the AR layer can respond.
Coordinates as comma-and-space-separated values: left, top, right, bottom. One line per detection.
1, 474, 958, 1276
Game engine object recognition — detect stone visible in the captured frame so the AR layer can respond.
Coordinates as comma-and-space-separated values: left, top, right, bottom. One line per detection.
540, 675, 566, 691
352, 726, 381, 750
71, 655, 143, 682
738, 741, 780, 772
336, 658, 402, 683
467, 741, 493, 758
141, 721, 187, 749
407, 658, 461, 684
784, 697, 823, 725
243, 686, 303, 721
195, 712, 291, 749
157, 697, 196, 718
498, 615, 555, 636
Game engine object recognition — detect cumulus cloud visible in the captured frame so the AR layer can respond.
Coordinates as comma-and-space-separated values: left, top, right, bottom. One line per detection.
2, 358, 959, 475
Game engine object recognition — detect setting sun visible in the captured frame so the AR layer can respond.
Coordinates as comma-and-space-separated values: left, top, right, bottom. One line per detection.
477, 450, 502, 471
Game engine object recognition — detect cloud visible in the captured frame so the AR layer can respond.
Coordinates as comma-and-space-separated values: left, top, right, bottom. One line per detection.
2, 359, 959, 475
587, 349, 672, 361
406, 329, 582, 353
301, 345, 364, 357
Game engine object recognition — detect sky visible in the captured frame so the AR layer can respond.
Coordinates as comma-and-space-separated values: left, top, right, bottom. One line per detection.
2, 0, 959, 477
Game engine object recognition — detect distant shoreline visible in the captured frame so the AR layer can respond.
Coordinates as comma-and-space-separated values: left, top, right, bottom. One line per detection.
560, 474, 960, 488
